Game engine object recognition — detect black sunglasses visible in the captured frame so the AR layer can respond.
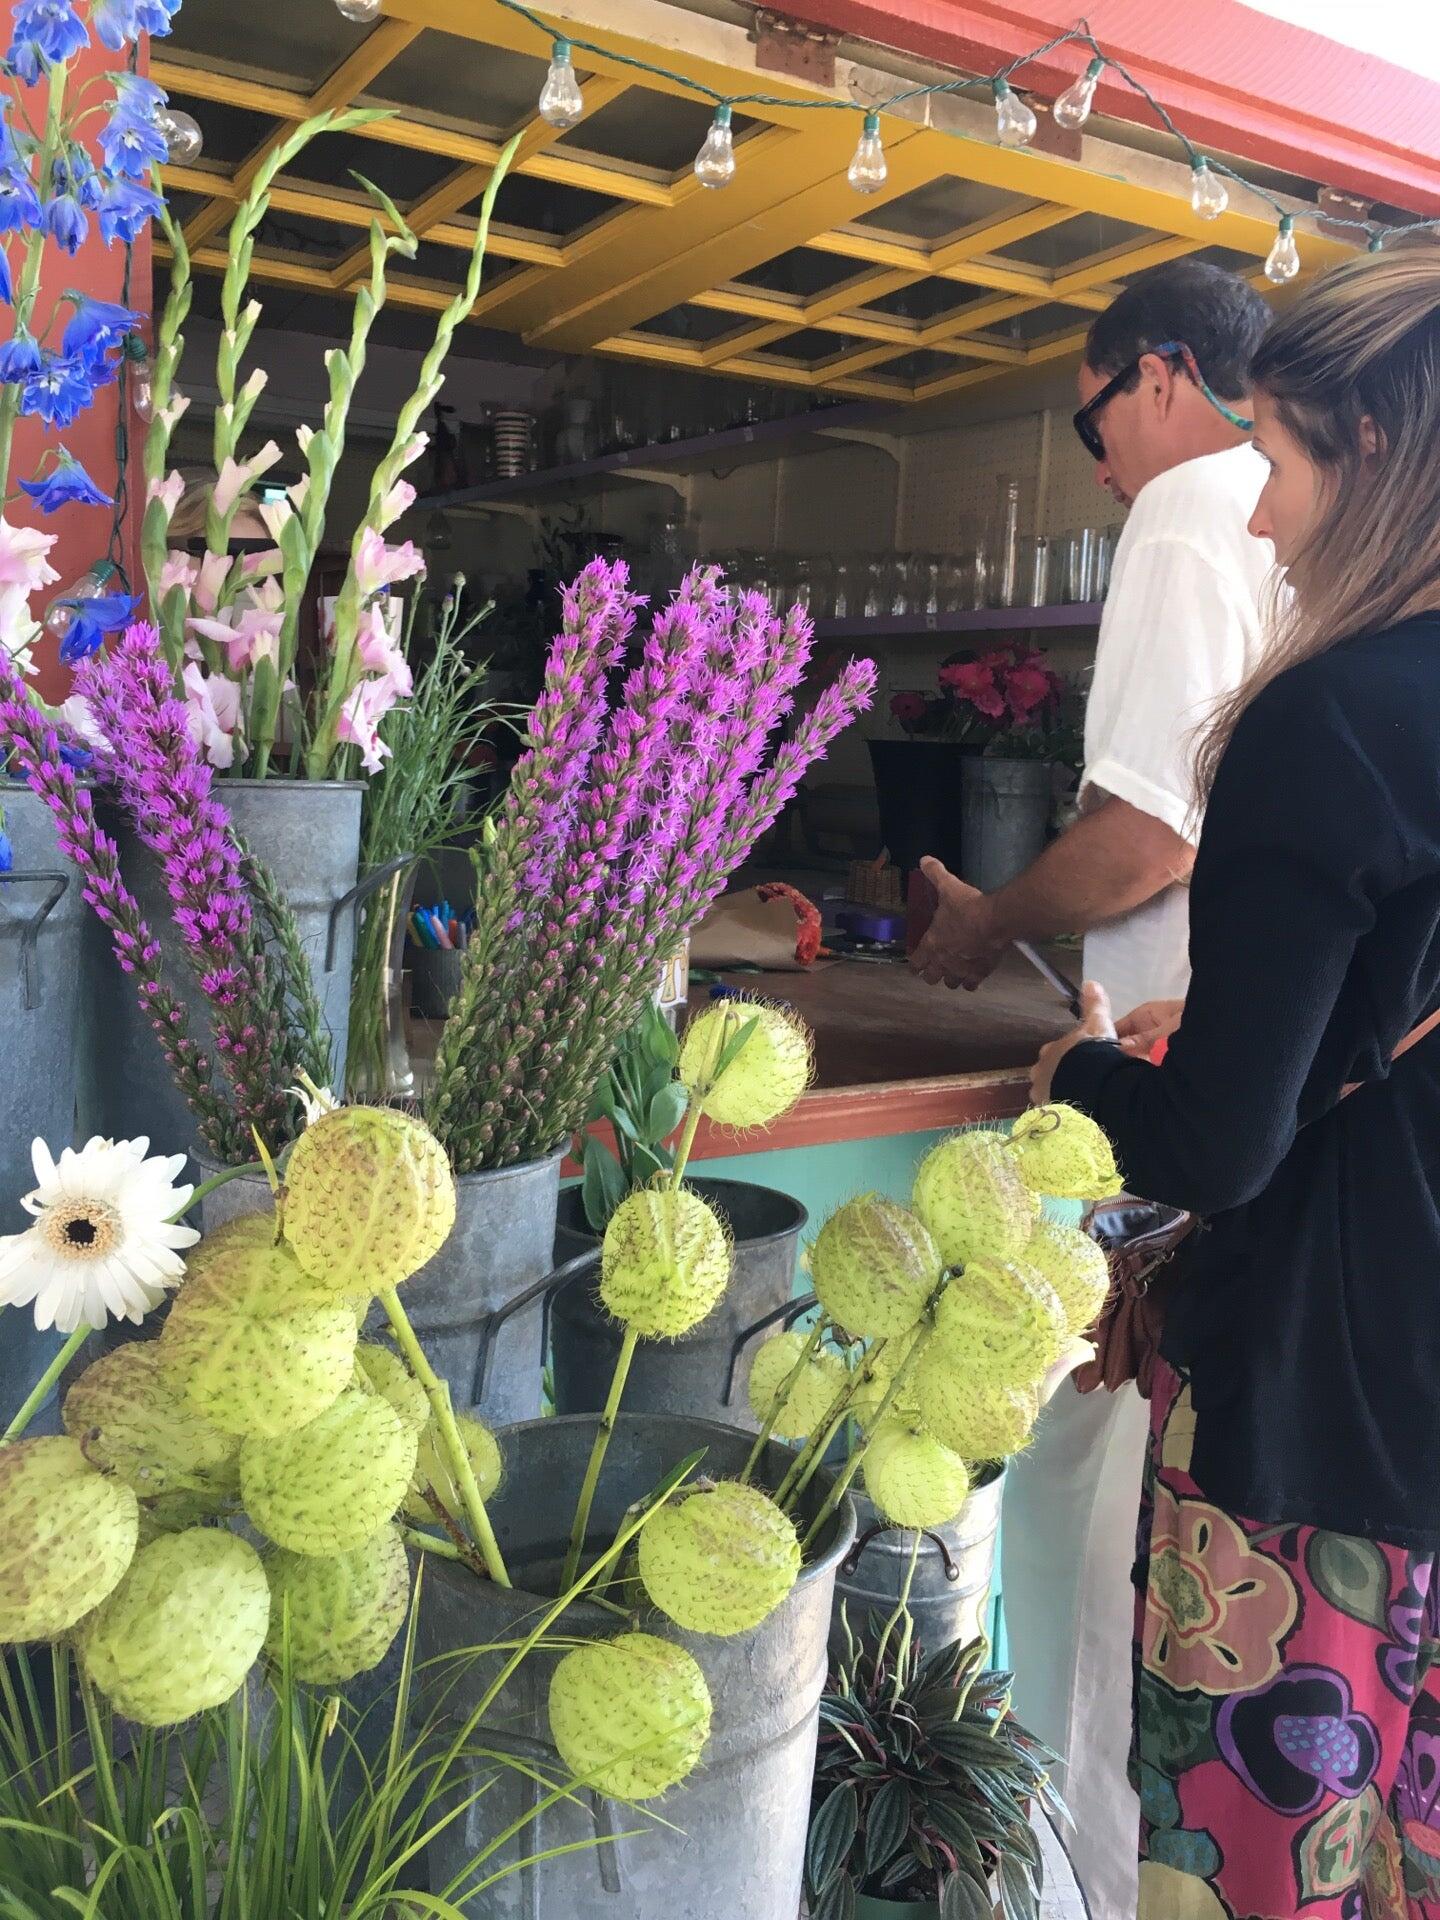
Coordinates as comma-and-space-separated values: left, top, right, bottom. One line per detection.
1072, 340, 1254, 463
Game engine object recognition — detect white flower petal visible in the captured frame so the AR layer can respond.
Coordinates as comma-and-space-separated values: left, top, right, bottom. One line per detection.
29, 1138, 57, 1191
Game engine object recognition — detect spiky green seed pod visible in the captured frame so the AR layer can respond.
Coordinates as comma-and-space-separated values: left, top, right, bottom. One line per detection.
403, 1412, 502, 1523
0, 1437, 139, 1640
353, 1344, 429, 1432
933, 1259, 1068, 1391
849, 1334, 925, 1432
1023, 1219, 1113, 1337
913, 1131, 1041, 1269
638, 1481, 800, 1636
913, 1345, 1038, 1461
241, 1387, 418, 1556
600, 1188, 730, 1339
745, 1331, 846, 1439
811, 1195, 939, 1339
81, 1530, 269, 1726
63, 1344, 240, 1498
548, 1632, 712, 1801
1009, 1104, 1124, 1200
678, 1000, 812, 1130
264, 1525, 410, 1684
159, 1218, 357, 1439
136, 1487, 233, 1548
863, 1419, 971, 1529
283, 1106, 456, 1293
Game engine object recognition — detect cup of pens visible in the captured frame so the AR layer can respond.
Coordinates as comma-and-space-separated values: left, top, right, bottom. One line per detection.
408, 899, 472, 1018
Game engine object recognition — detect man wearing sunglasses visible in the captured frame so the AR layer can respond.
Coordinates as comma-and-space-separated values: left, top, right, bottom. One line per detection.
911, 258, 1275, 1920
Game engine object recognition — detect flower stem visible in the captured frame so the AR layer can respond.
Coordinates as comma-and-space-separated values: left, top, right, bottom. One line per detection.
873, 1529, 921, 1690
775, 1341, 885, 1513
740, 1317, 826, 1485
668, 1100, 703, 1190
173, 1160, 265, 1222
400, 1525, 462, 1561
781, 1407, 849, 1510
800, 1326, 936, 1554
4, 1326, 89, 1443
0, 63, 67, 502
560, 1325, 638, 1592
379, 1285, 510, 1587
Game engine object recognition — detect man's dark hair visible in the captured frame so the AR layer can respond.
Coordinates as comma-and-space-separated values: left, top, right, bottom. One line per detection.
1084, 259, 1272, 400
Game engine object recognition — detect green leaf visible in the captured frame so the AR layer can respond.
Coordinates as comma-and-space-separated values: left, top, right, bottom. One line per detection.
581, 1137, 627, 1234
628, 1143, 669, 1186
645, 1081, 689, 1145
811, 1872, 856, 1920
942, 1873, 995, 1920
863, 1777, 911, 1879
926, 1798, 986, 1875
710, 1013, 760, 1082
1304, 1531, 1392, 1631
807, 1784, 859, 1897
640, 1059, 677, 1111
349, 169, 419, 255
998, 1852, 1039, 1920
643, 998, 681, 1066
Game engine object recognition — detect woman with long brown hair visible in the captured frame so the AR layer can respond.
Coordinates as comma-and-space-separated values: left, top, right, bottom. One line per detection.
1033, 250, 1440, 1919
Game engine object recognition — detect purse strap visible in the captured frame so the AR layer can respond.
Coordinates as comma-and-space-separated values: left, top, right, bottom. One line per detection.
1339, 1004, 1440, 1101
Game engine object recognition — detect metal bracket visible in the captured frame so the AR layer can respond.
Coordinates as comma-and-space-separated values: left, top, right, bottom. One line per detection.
752, 9, 840, 86
325, 853, 414, 973
470, 1248, 599, 1407
841, 1521, 961, 1583
721, 1290, 819, 1407
0, 869, 69, 1011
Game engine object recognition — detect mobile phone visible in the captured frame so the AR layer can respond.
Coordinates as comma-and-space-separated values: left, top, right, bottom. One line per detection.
1013, 940, 1085, 1019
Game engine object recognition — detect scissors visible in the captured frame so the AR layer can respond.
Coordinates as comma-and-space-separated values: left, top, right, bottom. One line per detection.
1013, 940, 1084, 1019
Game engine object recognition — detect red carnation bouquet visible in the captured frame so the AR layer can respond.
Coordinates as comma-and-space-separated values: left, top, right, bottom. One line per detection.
889, 643, 1073, 759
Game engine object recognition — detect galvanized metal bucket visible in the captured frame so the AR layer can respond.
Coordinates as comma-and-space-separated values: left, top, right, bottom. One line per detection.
959, 757, 1052, 893
84, 781, 364, 1158
192, 1148, 564, 1431
831, 1465, 1004, 1664
0, 788, 84, 1429
550, 1177, 807, 1428
417, 1411, 856, 1919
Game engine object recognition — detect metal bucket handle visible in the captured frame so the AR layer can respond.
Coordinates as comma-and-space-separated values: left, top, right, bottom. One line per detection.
842, 1519, 961, 1584
470, 1249, 599, 1406
0, 869, 70, 1010
720, 1289, 819, 1408
453, 1727, 625, 1897
324, 853, 414, 973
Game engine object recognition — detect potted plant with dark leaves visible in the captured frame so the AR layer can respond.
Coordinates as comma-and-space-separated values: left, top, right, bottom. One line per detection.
805, 1614, 1066, 1920
551, 996, 812, 1427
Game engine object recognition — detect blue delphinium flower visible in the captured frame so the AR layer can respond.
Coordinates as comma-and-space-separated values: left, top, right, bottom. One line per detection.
20, 448, 112, 513
134, 0, 181, 33
8, 0, 88, 86
0, 249, 11, 305
111, 71, 167, 115
90, 0, 139, 50
42, 158, 87, 254
99, 93, 167, 179
19, 350, 96, 426
0, 164, 41, 234
96, 174, 161, 246
57, 592, 140, 666
0, 825, 11, 874
67, 142, 103, 210
57, 742, 92, 770
62, 295, 140, 362
0, 328, 42, 381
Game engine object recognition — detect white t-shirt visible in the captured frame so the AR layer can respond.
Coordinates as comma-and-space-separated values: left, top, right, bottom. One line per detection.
1081, 443, 1273, 1018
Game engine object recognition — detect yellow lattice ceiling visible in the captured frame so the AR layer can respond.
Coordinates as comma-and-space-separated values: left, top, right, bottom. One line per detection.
151, 0, 1355, 404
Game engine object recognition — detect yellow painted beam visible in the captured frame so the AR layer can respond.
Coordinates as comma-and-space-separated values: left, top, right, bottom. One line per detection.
1049, 233, 1199, 299
180, 20, 423, 253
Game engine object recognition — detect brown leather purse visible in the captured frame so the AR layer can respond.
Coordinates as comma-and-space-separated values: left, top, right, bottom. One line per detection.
1072, 1005, 1440, 1400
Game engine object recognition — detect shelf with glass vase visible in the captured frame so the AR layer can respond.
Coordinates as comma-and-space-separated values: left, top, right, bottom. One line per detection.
812, 602, 1102, 640
416, 400, 890, 511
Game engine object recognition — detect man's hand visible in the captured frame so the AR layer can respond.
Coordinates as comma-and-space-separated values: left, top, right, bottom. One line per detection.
1030, 982, 1117, 1104
909, 856, 1007, 990
1116, 998, 1185, 1058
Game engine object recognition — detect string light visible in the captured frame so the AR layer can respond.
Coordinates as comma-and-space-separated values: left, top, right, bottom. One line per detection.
333, 0, 382, 20
992, 78, 1037, 149
156, 106, 203, 164
694, 104, 736, 189
124, 337, 154, 422
1053, 56, 1103, 132
1265, 213, 1301, 284
847, 110, 887, 193
538, 38, 584, 130
44, 562, 117, 641
1189, 156, 1228, 221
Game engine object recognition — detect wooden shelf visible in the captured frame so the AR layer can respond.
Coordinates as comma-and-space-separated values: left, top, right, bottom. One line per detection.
812, 603, 1103, 641
418, 401, 889, 511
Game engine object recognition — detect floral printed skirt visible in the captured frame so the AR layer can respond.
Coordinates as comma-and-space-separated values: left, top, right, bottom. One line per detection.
1134, 1361, 1440, 1919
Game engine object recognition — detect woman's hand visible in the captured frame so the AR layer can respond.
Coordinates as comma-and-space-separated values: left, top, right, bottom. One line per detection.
1116, 998, 1185, 1058
1030, 982, 1117, 1105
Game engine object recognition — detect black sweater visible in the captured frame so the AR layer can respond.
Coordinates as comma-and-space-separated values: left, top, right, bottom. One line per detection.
1054, 615, 1440, 1548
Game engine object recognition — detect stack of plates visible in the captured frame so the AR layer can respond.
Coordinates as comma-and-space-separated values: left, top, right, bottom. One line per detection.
493, 409, 534, 478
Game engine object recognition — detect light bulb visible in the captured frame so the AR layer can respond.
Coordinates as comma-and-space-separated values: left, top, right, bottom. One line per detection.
156, 107, 203, 165
1369, 232, 1386, 253
1189, 157, 1228, 221
538, 39, 584, 130
1265, 215, 1301, 285
1053, 57, 1103, 132
334, 0, 382, 20
131, 363, 155, 423
44, 563, 114, 639
694, 105, 736, 189
993, 80, 1037, 150
847, 111, 887, 193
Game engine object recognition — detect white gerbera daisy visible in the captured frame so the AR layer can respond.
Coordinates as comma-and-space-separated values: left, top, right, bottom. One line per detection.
0, 1137, 201, 1333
